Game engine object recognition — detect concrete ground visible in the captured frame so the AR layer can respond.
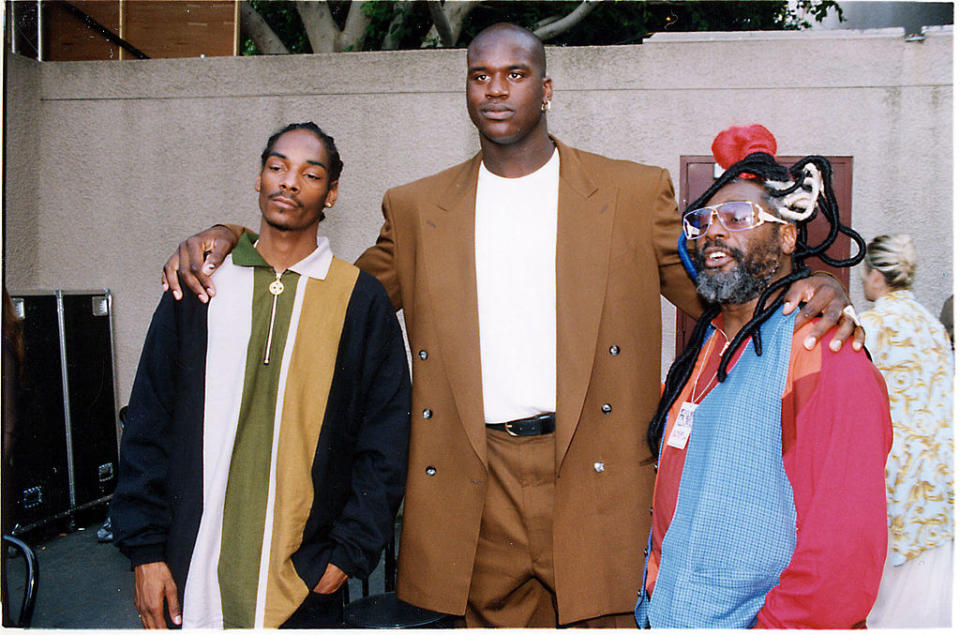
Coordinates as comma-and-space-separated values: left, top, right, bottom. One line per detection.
5, 515, 139, 629
5, 511, 390, 629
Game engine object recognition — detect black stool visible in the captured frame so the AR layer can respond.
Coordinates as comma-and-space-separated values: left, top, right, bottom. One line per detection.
3, 534, 38, 628
343, 525, 453, 628
344, 592, 456, 628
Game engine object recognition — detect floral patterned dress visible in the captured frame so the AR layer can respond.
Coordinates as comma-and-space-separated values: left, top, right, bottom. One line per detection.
862, 289, 954, 566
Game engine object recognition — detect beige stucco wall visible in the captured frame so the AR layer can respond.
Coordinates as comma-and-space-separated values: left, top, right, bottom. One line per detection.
3, 26, 952, 406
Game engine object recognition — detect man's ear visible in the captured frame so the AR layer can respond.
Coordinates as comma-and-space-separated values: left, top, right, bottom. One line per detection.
543, 76, 553, 104
780, 223, 798, 255
326, 181, 339, 208
255, 174, 261, 192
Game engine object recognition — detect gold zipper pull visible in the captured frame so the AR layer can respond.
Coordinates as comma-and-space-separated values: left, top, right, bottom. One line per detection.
263, 271, 284, 365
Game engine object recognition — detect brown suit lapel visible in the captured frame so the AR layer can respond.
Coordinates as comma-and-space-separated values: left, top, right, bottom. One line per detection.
420, 154, 488, 466
554, 140, 616, 468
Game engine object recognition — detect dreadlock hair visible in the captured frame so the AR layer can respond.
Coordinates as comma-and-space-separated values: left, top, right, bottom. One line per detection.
647, 151, 866, 455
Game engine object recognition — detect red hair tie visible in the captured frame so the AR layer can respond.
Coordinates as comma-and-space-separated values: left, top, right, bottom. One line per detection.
711, 124, 777, 178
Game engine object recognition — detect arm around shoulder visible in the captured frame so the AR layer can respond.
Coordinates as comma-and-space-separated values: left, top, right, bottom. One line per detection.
162, 224, 249, 302
650, 167, 704, 319
355, 190, 403, 310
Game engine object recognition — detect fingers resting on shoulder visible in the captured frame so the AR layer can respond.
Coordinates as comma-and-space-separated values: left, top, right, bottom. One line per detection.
783, 273, 864, 352
161, 225, 238, 303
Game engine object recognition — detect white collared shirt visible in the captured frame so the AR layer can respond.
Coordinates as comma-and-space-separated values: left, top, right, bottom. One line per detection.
474, 149, 559, 423
287, 235, 334, 280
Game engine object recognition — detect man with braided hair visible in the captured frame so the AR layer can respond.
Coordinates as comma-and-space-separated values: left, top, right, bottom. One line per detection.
112, 123, 410, 628
635, 125, 891, 628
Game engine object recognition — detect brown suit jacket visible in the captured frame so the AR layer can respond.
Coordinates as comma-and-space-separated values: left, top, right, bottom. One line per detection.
355, 138, 702, 623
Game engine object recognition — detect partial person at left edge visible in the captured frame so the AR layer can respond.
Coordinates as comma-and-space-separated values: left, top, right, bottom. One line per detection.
2, 288, 26, 627
111, 123, 411, 629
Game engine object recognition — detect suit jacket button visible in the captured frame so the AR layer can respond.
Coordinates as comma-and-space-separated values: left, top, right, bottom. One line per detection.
593, 462, 605, 473
418, 350, 428, 360
601, 403, 612, 414
426, 466, 437, 476
609, 345, 620, 356
423, 408, 433, 419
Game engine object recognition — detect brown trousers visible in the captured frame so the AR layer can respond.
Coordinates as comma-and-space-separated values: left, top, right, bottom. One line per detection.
463, 429, 634, 628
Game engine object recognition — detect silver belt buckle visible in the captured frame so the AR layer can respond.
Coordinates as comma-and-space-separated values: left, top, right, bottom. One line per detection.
503, 421, 520, 436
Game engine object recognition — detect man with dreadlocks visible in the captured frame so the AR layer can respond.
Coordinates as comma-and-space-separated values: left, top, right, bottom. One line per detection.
634, 125, 891, 629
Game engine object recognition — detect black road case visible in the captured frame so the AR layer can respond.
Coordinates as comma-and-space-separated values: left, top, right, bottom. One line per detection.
8, 290, 121, 534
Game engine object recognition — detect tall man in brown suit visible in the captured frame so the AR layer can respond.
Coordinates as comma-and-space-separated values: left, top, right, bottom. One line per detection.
163, 23, 859, 627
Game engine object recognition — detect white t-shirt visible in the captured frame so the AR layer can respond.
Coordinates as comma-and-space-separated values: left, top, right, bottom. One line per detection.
474, 149, 559, 423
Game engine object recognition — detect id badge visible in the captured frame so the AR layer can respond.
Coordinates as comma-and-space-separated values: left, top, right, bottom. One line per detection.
666, 402, 697, 449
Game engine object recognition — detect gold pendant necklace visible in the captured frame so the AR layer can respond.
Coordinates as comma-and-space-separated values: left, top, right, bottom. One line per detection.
263, 271, 284, 365
253, 239, 287, 365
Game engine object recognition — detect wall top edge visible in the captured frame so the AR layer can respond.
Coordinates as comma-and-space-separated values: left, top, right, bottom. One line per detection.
649, 24, 952, 43
31, 26, 952, 102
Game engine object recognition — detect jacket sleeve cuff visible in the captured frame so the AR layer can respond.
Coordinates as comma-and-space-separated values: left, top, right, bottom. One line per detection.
291, 543, 333, 591
328, 543, 365, 580
121, 543, 167, 569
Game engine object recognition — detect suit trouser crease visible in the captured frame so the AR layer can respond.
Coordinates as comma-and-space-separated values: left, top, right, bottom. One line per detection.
465, 429, 557, 627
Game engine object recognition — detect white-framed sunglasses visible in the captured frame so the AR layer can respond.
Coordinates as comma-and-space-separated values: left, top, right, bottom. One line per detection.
682, 200, 788, 240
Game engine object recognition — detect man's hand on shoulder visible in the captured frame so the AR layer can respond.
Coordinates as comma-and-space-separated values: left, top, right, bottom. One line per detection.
312, 562, 348, 595
782, 272, 864, 353
161, 225, 242, 303
134, 561, 181, 629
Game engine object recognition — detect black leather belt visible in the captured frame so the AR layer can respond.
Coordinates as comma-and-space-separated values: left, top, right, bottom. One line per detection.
486, 413, 556, 437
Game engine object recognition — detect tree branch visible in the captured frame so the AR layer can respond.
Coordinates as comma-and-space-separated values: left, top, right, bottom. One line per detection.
338, 0, 375, 51
382, 1, 416, 50
297, 0, 340, 53
533, 0, 600, 41
240, 0, 289, 54
427, 0, 455, 47
533, 15, 561, 31
421, 0, 478, 48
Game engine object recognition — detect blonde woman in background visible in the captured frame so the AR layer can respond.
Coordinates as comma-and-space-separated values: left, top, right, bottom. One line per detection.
861, 234, 954, 627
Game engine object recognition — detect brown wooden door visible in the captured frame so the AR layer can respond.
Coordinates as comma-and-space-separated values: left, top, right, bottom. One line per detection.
675, 156, 854, 355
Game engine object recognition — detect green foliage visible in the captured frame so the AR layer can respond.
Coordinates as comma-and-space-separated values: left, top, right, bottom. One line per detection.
241, 37, 259, 56
241, 0, 844, 55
